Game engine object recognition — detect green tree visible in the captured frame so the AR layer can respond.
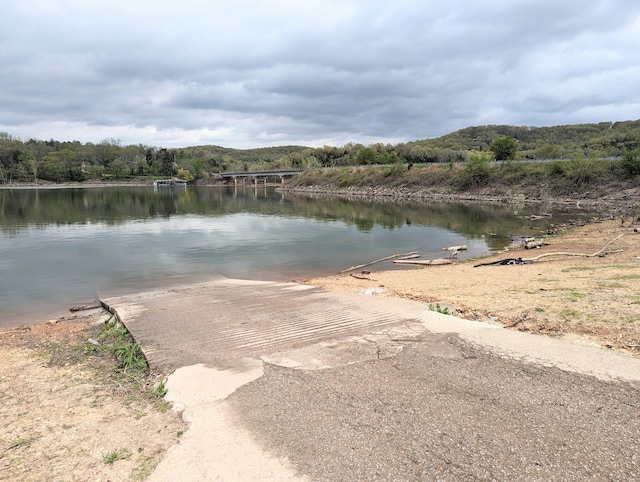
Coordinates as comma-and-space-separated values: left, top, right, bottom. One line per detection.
355, 147, 376, 165
17, 149, 37, 181
39, 155, 64, 181
378, 151, 401, 165
490, 136, 518, 161
176, 168, 195, 182
109, 159, 128, 179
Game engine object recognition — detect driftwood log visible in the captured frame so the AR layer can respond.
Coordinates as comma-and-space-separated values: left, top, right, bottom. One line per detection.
397, 254, 421, 260
474, 234, 625, 267
474, 258, 526, 268
341, 251, 418, 273
524, 238, 547, 249
442, 245, 467, 252
69, 303, 102, 313
394, 258, 452, 266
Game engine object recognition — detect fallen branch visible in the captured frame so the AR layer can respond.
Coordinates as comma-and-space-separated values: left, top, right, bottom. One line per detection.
474, 258, 526, 267
394, 258, 452, 266
505, 311, 529, 329
523, 234, 625, 261
474, 234, 625, 267
69, 303, 102, 313
349, 273, 373, 280
340, 251, 418, 273
397, 254, 421, 260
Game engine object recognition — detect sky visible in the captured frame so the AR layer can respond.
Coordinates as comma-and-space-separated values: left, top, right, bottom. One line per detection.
2, 1, 639, 149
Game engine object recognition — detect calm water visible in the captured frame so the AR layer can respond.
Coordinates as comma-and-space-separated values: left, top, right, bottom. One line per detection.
0, 185, 595, 327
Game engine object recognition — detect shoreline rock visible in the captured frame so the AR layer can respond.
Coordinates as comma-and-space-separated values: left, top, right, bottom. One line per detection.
277, 184, 638, 217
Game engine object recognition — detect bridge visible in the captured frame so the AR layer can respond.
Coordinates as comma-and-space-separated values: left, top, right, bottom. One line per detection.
219, 169, 303, 185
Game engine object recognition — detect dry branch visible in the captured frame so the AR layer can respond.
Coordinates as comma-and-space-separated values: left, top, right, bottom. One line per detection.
505, 311, 529, 329
522, 234, 624, 261
394, 258, 452, 266
340, 251, 418, 273
69, 303, 101, 313
475, 234, 625, 267
349, 273, 374, 280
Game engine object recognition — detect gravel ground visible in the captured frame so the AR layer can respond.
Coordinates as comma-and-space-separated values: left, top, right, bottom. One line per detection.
228, 333, 640, 481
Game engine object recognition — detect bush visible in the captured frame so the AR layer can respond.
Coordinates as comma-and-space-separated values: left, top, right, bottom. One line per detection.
619, 150, 640, 177
547, 160, 566, 176
461, 153, 491, 188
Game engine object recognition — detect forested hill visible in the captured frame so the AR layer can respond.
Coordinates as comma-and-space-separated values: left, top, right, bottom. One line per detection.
174, 144, 310, 174
411, 119, 640, 159
0, 119, 639, 183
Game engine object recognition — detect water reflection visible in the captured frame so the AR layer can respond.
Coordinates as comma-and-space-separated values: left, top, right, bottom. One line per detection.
0, 186, 598, 326
0, 185, 594, 249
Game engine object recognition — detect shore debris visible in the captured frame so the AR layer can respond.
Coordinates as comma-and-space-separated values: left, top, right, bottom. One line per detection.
474, 258, 526, 267
475, 234, 625, 267
69, 303, 102, 313
442, 245, 467, 252
341, 251, 418, 273
394, 258, 452, 266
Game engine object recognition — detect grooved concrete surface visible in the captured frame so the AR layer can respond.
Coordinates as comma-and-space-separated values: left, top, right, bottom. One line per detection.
101, 278, 427, 370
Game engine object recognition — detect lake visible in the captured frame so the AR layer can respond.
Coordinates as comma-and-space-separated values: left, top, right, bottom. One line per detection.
0, 185, 595, 327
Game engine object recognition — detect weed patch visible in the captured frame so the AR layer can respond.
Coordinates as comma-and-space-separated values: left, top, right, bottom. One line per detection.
102, 447, 132, 465
7, 437, 38, 451
429, 303, 450, 315
596, 282, 626, 289
131, 456, 161, 481
97, 320, 148, 375
559, 308, 581, 319
562, 266, 597, 273
548, 287, 586, 302
607, 274, 640, 281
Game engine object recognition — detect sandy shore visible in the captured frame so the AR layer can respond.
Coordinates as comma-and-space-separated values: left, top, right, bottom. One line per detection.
304, 219, 640, 354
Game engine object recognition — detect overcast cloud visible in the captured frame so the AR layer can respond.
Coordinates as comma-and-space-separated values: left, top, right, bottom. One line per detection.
1, 1, 639, 148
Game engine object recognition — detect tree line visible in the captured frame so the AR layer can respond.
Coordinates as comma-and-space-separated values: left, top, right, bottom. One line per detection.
0, 119, 638, 184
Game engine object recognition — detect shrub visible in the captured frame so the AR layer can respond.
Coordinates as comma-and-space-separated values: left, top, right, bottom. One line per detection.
547, 160, 566, 176
619, 149, 640, 177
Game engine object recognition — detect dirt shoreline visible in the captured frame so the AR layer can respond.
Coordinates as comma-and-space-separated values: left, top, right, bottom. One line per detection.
303, 218, 640, 355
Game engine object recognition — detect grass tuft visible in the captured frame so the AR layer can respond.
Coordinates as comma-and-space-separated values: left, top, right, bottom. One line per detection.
102, 447, 132, 465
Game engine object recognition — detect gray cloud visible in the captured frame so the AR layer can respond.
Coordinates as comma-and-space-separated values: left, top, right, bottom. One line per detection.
1, 0, 639, 148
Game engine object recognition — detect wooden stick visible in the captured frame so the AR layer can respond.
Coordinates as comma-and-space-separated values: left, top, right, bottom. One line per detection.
340, 251, 418, 273
394, 258, 452, 266
69, 303, 102, 313
522, 234, 625, 262
475, 234, 625, 267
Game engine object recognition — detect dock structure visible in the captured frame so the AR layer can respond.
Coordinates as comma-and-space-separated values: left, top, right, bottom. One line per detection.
219, 169, 303, 185
153, 179, 188, 188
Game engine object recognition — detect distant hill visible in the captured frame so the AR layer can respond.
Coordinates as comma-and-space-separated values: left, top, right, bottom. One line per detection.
174, 144, 312, 172
408, 119, 640, 159
174, 119, 640, 167
2, 119, 639, 183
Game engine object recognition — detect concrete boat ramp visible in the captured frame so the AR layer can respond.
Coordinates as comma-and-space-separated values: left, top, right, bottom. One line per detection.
101, 277, 430, 370
102, 277, 640, 481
